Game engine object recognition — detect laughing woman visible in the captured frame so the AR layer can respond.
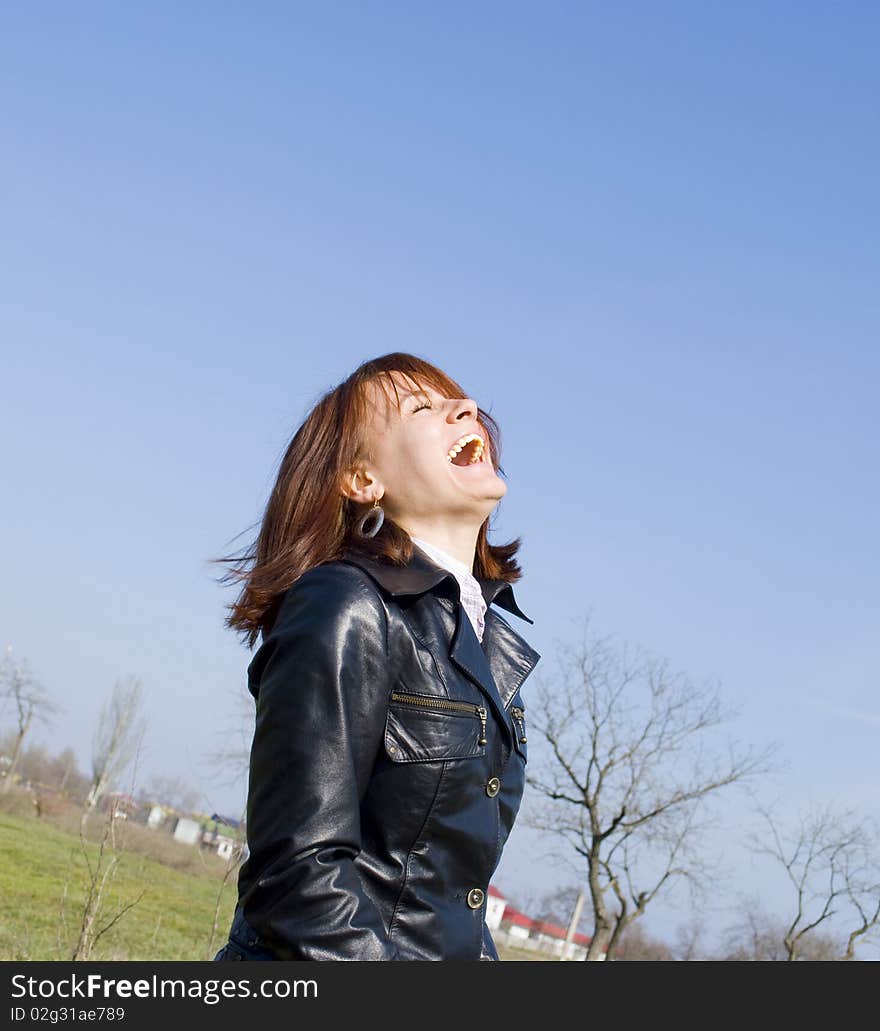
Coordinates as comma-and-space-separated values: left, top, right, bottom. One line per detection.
212, 353, 540, 961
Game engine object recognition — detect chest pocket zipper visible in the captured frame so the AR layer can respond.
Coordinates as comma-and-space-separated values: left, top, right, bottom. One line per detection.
391, 691, 488, 743
386, 691, 489, 762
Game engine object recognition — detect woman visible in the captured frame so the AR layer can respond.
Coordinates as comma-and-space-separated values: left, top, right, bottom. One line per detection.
213, 352, 540, 961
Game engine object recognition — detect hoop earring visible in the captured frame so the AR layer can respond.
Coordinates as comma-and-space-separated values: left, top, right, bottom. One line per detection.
355, 498, 385, 539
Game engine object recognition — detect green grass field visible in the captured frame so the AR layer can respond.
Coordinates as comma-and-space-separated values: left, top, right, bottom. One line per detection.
0, 803, 550, 961
0, 810, 238, 961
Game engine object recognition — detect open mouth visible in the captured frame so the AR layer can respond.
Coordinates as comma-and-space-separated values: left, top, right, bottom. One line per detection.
446, 433, 486, 467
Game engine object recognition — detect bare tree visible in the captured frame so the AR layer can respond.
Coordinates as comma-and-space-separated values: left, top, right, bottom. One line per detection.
85, 675, 147, 813
523, 615, 776, 960
516, 884, 584, 929
718, 896, 842, 960
201, 683, 254, 793
70, 794, 147, 960
672, 914, 709, 961
615, 921, 675, 961
745, 798, 880, 960
0, 648, 61, 794
51, 747, 89, 799
70, 735, 148, 960
142, 773, 201, 814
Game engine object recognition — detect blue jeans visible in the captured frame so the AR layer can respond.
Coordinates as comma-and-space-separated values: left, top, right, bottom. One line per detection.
213, 905, 279, 961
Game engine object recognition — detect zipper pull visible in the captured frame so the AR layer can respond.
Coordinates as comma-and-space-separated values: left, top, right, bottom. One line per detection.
476, 705, 488, 745
511, 706, 527, 743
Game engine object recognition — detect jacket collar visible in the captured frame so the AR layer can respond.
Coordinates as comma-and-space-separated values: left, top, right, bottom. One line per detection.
339, 542, 534, 625
340, 542, 540, 739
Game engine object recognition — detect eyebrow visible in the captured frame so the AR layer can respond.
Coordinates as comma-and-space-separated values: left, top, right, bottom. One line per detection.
397, 387, 435, 404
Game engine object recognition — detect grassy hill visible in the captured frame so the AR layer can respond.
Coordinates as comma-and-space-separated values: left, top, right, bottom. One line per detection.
0, 794, 552, 961
0, 802, 238, 961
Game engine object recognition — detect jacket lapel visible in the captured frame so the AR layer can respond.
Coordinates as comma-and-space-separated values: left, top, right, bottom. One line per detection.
340, 544, 541, 741
437, 594, 511, 737
481, 608, 541, 711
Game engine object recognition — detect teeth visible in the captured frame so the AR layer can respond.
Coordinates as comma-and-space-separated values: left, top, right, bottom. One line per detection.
446, 433, 485, 465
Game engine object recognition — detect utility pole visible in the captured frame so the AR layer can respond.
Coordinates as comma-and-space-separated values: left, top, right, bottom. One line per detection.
563, 890, 586, 960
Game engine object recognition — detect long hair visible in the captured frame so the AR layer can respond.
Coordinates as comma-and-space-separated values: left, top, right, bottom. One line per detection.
212, 352, 525, 648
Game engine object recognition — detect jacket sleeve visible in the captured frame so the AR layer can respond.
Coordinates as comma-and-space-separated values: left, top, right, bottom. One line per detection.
238, 563, 404, 960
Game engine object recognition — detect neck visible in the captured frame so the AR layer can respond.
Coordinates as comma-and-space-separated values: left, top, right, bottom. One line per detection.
405, 524, 480, 573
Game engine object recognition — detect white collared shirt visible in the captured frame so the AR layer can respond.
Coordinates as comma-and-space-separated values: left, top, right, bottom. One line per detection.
409, 535, 487, 643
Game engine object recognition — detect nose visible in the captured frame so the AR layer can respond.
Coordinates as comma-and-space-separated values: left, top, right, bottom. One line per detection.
449, 397, 478, 424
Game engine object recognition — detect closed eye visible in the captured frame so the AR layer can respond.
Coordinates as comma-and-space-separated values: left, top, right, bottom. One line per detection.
412, 399, 433, 412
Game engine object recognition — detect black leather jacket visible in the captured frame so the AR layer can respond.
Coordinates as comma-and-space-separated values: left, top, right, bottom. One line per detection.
214, 542, 540, 961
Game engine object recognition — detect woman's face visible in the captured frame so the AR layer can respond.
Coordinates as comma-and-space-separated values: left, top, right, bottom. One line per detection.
350, 372, 507, 535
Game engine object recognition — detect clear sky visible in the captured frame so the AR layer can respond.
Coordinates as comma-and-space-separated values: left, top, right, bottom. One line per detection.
2, 3, 878, 954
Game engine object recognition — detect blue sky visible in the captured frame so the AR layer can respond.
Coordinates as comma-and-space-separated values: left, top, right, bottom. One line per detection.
2, 3, 878, 954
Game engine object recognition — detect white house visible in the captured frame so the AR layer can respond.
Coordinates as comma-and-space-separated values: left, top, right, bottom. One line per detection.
489, 888, 597, 960
146, 804, 167, 829
172, 816, 202, 846
486, 885, 507, 929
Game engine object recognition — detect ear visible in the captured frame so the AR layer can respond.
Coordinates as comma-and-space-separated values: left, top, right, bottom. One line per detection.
340, 465, 384, 506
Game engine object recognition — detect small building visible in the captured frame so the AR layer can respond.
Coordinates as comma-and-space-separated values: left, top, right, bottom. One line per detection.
201, 814, 246, 861
145, 804, 167, 829
498, 906, 534, 946
214, 835, 236, 860
486, 885, 507, 929
491, 892, 596, 961
210, 812, 243, 831
171, 816, 202, 846
201, 826, 239, 860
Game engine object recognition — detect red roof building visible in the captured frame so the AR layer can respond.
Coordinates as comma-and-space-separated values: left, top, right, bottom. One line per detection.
490, 886, 597, 958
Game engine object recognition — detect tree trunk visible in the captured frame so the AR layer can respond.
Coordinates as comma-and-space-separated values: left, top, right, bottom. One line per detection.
1, 722, 30, 795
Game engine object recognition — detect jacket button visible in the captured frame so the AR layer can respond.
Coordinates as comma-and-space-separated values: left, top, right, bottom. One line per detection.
467, 888, 485, 909
486, 777, 501, 797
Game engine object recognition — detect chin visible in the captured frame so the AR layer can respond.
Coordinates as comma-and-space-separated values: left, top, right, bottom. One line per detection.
483, 484, 507, 509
